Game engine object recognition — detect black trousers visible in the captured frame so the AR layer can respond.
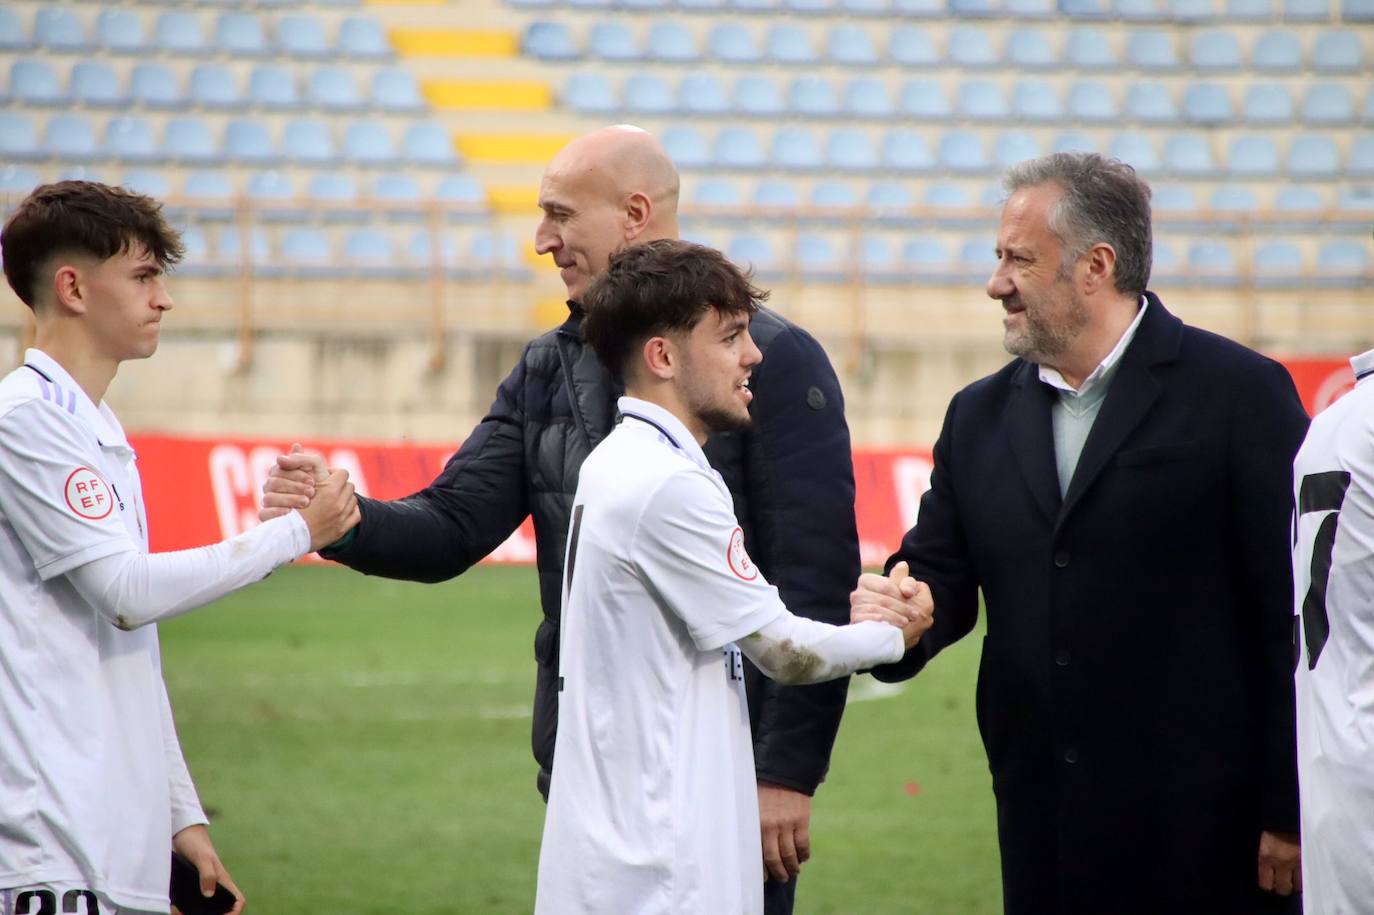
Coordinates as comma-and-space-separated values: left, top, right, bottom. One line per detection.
764, 876, 797, 915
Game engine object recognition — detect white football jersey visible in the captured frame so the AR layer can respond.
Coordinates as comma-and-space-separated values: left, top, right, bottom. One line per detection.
535, 397, 786, 915
0, 350, 204, 912
1293, 349, 1374, 915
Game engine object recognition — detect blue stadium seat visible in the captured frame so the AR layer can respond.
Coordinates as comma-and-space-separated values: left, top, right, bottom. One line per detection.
1312, 30, 1363, 71
796, 234, 846, 280
278, 15, 331, 59
1274, 185, 1325, 211
951, 0, 998, 13
842, 0, 894, 11
307, 172, 364, 222
827, 129, 878, 170
216, 12, 269, 57
903, 238, 954, 281
690, 178, 741, 208
0, 9, 34, 53
753, 179, 800, 209
1006, 0, 1057, 14
589, 22, 639, 61
1348, 135, 1374, 177
859, 235, 901, 282
767, 25, 817, 63
250, 65, 301, 110
281, 228, 333, 276
958, 238, 997, 280
55, 167, 104, 186
662, 126, 709, 168
1183, 82, 1235, 124
1127, 30, 1178, 69
97, 10, 150, 55
1209, 184, 1259, 211
727, 234, 781, 278
1066, 28, 1116, 68
1052, 131, 1099, 154
948, 26, 998, 67
647, 22, 698, 61
565, 72, 616, 113
939, 131, 989, 173
44, 114, 99, 162
959, 81, 1008, 121
105, 116, 161, 164
1164, 133, 1216, 176
183, 171, 236, 220
1013, 80, 1063, 121
132, 63, 186, 110
995, 131, 1043, 168
678, 73, 730, 114
1170, 0, 1217, 20
1317, 240, 1370, 283
1226, 0, 1274, 17
119, 170, 170, 202
404, 122, 456, 166
790, 77, 839, 117
1252, 241, 1304, 286
1188, 241, 1238, 285
810, 180, 860, 209
1227, 135, 1279, 176
1252, 31, 1302, 71
1283, 0, 1330, 18
738, 0, 785, 9
173, 226, 216, 279
679, 0, 727, 8
1116, 0, 1166, 18
165, 117, 221, 165
1243, 83, 1294, 124
734, 76, 785, 115
1190, 30, 1242, 70
1109, 132, 1160, 172
1150, 240, 1182, 281
1286, 134, 1339, 178
889, 27, 939, 67
339, 17, 391, 60
772, 128, 824, 170
155, 12, 207, 55
371, 173, 423, 220
829, 25, 879, 65
901, 79, 952, 119
1006, 29, 1056, 68
246, 171, 302, 223
436, 174, 488, 214
217, 227, 275, 275
568, 0, 615, 8
283, 119, 338, 165
1346, 0, 1374, 17
1059, 0, 1112, 16
1126, 82, 1177, 122
1337, 186, 1374, 214
372, 68, 425, 113
1364, 91, 1374, 125
345, 229, 404, 278
924, 181, 973, 210
883, 129, 936, 171
625, 74, 674, 113
1068, 82, 1118, 122
190, 64, 244, 110
893, 0, 946, 13
525, 22, 578, 60
709, 23, 759, 63
0, 165, 41, 196
36, 8, 92, 52
867, 181, 915, 216
226, 118, 280, 165
845, 78, 896, 117
1151, 184, 1199, 211
309, 67, 365, 111
622, 0, 670, 7
718, 128, 768, 169
11, 59, 68, 106
1302, 84, 1356, 125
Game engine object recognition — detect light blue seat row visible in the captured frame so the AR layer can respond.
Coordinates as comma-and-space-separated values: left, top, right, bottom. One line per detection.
506, 0, 1348, 17
7, 59, 426, 114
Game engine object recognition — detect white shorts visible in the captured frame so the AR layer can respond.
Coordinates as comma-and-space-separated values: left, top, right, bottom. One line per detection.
0, 884, 162, 915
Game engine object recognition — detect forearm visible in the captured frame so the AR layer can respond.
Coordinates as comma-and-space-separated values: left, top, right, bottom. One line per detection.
740, 612, 904, 685
158, 682, 207, 835
66, 513, 309, 630
325, 493, 514, 582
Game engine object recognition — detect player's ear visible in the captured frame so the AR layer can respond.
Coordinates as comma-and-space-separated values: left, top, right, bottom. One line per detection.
641, 335, 675, 381
52, 263, 88, 316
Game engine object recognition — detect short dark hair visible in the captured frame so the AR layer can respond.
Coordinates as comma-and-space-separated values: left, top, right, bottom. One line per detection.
582, 239, 768, 382
2, 180, 184, 310
1003, 152, 1153, 296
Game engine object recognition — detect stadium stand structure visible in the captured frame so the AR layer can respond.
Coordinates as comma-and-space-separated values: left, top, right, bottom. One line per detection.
0, 0, 1370, 444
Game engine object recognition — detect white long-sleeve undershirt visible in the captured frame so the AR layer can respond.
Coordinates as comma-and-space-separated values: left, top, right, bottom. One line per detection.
737, 612, 905, 685
65, 512, 311, 630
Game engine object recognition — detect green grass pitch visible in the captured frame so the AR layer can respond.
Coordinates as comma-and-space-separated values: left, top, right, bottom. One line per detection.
161, 565, 1000, 914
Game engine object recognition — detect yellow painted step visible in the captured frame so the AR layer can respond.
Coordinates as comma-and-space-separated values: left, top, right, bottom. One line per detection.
390, 29, 516, 58
424, 80, 551, 112
487, 184, 539, 214
456, 134, 574, 164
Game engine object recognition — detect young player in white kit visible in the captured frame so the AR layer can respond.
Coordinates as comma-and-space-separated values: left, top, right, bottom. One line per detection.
534, 240, 933, 915
0, 182, 359, 915
1293, 349, 1374, 914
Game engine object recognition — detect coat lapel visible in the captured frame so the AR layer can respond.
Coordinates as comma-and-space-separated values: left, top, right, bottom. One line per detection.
1057, 293, 1184, 526
1005, 360, 1063, 523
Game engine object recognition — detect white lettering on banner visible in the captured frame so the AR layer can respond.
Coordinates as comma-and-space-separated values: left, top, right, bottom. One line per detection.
209, 444, 373, 540
1314, 365, 1356, 413
892, 456, 935, 531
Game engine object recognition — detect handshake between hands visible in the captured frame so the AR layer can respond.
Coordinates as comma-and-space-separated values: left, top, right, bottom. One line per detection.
851, 562, 935, 652
259, 445, 360, 554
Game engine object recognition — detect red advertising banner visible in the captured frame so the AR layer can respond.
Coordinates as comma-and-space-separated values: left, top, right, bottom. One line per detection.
1280, 357, 1356, 416
127, 434, 934, 567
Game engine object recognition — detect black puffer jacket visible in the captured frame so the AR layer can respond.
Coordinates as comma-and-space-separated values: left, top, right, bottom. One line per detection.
327, 304, 861, 797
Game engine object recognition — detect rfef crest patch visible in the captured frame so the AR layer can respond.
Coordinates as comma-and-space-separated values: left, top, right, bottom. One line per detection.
64, 467, 114, 520
727, 526, 758, 582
